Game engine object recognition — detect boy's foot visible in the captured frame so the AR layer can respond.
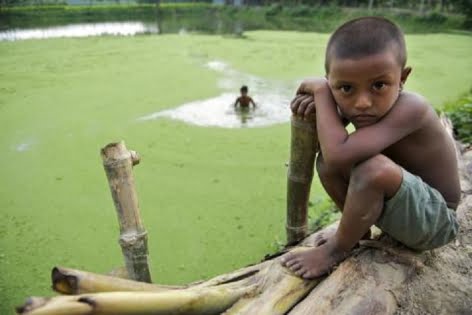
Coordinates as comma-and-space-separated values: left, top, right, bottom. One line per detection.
313, 228, 336, 246
281, 237, 348, 279
314, 228, 371, 247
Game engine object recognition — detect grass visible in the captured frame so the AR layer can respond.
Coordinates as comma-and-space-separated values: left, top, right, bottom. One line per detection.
0, 31, 471, 313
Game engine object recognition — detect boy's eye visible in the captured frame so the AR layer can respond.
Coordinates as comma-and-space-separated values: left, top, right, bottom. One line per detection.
373, 81, 386, 91
340, 85, 352, 94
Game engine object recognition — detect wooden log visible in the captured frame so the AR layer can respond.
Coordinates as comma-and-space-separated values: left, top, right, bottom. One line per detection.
286, 115, 319, 243
100, 141, 152, 283
16, 179, 472, 315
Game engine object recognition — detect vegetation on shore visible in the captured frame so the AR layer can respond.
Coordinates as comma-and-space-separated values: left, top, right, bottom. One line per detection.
0, 3, 469, 33
445, 88, 472, 145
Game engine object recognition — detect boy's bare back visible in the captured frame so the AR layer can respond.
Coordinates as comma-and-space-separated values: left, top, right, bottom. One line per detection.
379, 92, 460, 208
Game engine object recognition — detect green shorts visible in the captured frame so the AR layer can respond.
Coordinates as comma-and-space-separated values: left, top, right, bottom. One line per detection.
376, 168, 459, 250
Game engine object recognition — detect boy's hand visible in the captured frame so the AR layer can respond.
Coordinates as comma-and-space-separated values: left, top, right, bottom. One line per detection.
296, 77, 329, 95
290, 94, 316, 120
291, 77, 330, 120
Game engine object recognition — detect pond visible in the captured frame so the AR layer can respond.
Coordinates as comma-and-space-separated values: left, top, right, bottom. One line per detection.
0, 8, 317, 41
0, 9, 303, 128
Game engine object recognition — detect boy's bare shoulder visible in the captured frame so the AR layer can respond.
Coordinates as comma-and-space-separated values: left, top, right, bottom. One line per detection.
395, 91, 432, 119
382, 91, 437, 134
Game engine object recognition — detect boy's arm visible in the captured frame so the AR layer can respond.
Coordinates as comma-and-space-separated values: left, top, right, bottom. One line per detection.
250, 97, 256, 108
293, 79, 429, 169
234, 97, 240, 108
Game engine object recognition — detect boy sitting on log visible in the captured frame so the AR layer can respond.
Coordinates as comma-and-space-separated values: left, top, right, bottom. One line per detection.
281, 17, 460, 279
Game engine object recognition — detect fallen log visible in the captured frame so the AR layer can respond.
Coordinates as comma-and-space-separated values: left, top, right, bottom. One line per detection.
16, 123, 472, 314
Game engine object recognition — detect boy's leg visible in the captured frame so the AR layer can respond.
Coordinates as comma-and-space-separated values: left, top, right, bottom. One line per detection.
316, 153, 349, 211
314, 153, 371, 245
281, 154, 402, 279
313, 153, 349, 245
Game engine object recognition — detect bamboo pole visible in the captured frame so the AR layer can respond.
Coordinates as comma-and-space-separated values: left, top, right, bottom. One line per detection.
286, 116, 318, 244
100, 141, 152, 283
51, 267, 180, 295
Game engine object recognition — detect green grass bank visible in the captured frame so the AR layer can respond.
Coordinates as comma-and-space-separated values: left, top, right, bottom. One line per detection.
0, 31, 471, 313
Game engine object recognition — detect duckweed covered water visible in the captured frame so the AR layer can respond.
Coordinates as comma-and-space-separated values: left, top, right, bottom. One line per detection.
1, 31, 471, 314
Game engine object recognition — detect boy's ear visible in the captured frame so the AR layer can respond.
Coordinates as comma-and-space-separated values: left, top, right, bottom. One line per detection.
401, 66, 412, 85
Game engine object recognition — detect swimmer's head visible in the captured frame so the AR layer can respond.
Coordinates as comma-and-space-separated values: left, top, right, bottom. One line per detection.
240, 85, 248, 95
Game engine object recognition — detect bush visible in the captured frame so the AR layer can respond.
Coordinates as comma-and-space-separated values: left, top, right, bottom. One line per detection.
265, 4, 282, 17
417, 12, 448, 24
444, 89, 472, 145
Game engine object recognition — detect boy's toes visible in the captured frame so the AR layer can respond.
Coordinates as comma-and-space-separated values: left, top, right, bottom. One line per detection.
295, 268, 307, 277
280, 253, 296, 266
285, 258, 301, 269
288, 262, 303, 272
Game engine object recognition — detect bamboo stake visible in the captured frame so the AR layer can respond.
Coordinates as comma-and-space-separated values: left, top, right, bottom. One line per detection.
100, 141, 152, 283
286, 116, 319, 243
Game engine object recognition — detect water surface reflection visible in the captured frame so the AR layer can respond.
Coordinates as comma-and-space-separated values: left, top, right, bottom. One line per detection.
0, 22, 158, 41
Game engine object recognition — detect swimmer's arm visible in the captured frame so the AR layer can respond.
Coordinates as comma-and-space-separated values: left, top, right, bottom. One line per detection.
314, 87, 429, 169
234, 97, 240, 108
250, 97, 256, 108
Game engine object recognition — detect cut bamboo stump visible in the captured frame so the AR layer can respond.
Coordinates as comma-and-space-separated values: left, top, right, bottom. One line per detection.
101, 141, 152, 283
286, 115, 319, 244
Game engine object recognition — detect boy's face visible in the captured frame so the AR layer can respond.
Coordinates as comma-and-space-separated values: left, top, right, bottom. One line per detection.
241, 90, 248, 96
327, 50, 411, 128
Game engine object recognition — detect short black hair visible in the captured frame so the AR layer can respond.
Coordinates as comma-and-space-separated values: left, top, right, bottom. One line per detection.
325, 17, 406, 73
240, 85, 248, 92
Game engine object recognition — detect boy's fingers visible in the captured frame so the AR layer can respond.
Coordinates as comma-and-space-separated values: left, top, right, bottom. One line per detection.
297, 96, 313, 117
290, 94, 306, 106
304, 101, 316, 118
290, 94, 310, 114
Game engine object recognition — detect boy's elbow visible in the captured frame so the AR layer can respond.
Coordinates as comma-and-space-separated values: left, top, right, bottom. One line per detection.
322, 150, 352, 170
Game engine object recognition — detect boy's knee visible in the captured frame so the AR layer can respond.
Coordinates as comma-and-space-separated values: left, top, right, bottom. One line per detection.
316, 154, 348, 180
316, 155, 330, 179
351, 155, 401, 192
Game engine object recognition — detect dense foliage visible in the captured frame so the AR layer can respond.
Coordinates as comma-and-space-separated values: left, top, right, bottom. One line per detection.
0, 3, 467, 33
445, 89, 472, 145
1, 0, 470, 31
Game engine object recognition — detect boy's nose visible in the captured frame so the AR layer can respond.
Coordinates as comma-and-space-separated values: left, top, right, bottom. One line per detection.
354, 93, 372, 111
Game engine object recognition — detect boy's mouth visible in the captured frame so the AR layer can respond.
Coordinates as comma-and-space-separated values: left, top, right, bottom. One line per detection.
352, 114, 377, 125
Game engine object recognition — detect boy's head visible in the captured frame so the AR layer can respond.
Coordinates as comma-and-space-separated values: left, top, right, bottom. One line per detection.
325, 17, 412, 128
325, 17, 406, 74
240, 85, 248, 95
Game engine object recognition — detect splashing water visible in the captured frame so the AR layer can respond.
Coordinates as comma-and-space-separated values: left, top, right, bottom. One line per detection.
138, 60, 297, 128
